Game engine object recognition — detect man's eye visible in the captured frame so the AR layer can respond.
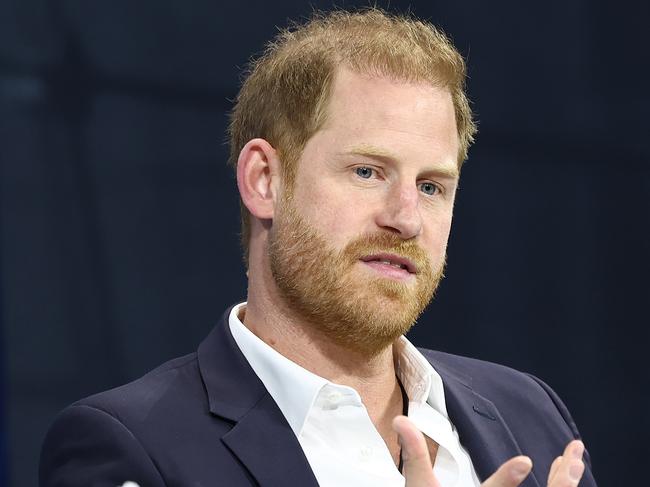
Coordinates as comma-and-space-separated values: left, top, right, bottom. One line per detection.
419, 182, 439, 196
355, 167, 374, 179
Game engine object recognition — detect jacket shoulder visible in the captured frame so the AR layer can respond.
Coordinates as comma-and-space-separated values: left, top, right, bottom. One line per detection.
40, 351, 247, 486
75, 352, 203, 422
419, 348, 547, 396
419, 349, 588, 457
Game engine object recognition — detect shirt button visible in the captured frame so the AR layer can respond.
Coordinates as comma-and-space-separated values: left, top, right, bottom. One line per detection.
327, 391, 342, 404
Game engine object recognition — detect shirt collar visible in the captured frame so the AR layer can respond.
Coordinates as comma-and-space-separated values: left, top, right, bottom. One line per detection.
229, 303, 328, 436
393, 336, 450, 419
228, 302, 450, 436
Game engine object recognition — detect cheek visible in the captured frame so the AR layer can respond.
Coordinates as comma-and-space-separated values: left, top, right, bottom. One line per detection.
423, 213, 454, 256
292, 178, 376, 240
312, 201, 374, 248
293, 187, 343, 227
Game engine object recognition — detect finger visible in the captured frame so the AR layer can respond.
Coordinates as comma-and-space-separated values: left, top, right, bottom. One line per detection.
393, 415, 440, 487
481, 456, 532, 487
548, 440, 585, 487
548, 456, 562, 484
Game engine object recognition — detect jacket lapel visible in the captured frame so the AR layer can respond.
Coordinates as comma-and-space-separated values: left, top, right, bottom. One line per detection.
197, 307, 319, 487
222, 394, 320, 486
426, 352, 542, 487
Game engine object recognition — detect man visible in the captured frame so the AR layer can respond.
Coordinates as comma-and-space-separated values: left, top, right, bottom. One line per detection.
40, 9, 596, 487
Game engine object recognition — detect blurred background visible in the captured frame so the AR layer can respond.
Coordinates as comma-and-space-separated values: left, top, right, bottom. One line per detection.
1, 0, 648, 485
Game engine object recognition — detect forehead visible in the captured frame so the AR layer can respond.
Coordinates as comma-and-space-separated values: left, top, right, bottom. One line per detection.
313, 67, 460, 166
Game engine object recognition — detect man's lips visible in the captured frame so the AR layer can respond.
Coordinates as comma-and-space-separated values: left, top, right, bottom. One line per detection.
359, 253, 417, 274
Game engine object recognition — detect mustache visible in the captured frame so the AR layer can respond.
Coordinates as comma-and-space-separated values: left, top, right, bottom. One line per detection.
342, 232, 431, 267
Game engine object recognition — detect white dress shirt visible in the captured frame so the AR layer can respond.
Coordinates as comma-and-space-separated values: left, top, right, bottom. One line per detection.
229, 303, 481, 487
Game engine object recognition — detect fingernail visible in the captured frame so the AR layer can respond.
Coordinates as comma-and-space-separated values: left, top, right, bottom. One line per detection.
569, 462, 584, 480
572, 441, 584, 460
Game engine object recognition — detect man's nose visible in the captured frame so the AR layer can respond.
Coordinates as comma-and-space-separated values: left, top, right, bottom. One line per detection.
375, 184, 422, 239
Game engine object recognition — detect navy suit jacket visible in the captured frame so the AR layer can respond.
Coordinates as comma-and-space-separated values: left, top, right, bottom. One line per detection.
40, 308, 597, 486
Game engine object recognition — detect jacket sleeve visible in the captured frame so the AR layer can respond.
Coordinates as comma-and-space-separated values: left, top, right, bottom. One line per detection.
40, 404, 166, 487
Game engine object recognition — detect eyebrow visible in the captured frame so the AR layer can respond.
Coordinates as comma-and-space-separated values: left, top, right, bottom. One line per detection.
342, 143, 460, 179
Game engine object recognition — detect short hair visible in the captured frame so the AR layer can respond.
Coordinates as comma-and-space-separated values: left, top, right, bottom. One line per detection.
228, 8, 476, 264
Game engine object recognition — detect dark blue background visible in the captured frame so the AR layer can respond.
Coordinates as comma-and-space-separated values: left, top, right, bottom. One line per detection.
1, 1, 648, 485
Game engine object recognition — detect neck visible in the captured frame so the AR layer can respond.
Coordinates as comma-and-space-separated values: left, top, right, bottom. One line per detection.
243, 269, 404, 458
244, 286, 399, 399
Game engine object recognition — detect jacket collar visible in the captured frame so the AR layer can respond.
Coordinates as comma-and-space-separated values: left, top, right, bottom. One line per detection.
197, 306, 319, 487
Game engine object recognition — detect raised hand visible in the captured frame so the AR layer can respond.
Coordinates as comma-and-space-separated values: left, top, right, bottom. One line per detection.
393, 416, 585, 487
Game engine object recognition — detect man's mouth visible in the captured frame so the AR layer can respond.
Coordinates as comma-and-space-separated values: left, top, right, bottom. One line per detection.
359, 253, 417, 274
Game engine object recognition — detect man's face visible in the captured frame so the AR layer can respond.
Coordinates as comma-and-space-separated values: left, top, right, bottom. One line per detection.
268, 68, 460, 355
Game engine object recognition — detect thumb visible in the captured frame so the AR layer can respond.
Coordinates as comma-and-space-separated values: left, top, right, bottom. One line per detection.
393, 416, 441, 487
481, 456, 532, 487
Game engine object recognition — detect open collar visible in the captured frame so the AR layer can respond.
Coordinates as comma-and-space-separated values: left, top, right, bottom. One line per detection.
196, 307, 541, 487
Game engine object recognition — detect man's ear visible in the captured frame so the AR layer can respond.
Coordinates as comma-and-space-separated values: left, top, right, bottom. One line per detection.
236, 138, 281, 221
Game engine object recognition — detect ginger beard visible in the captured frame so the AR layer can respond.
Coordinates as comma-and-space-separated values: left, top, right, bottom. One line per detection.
268, 196, 445, 357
